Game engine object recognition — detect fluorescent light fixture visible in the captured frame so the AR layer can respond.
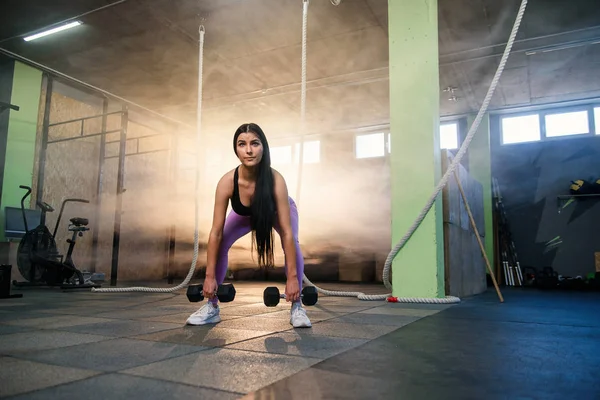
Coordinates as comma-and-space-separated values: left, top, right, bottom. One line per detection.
24, 21, 82, 42
525, 38, 600, 56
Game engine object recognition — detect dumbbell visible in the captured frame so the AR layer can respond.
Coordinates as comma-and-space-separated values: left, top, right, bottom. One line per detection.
186, 283, 236, 303
263, 286, 318, 307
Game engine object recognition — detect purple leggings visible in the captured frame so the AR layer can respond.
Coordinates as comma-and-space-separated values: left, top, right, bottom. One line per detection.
209, 196, 304, 304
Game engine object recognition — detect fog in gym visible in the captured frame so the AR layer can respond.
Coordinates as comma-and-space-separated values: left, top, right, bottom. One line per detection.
2, 0, 600, 287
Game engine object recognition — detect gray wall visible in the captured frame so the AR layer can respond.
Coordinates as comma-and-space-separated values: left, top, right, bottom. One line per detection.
491, 114, 600, 278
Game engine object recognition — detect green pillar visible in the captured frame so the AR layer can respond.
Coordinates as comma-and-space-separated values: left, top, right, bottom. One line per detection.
388, 0, 444, 297
467, 113, 494, 273
0, 61, 43, 241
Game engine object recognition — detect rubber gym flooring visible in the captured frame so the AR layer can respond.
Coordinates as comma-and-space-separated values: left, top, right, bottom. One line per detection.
1, 282, 598, 399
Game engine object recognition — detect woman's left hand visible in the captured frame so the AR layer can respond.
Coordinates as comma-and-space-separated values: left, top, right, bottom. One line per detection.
285, 278, 300, 303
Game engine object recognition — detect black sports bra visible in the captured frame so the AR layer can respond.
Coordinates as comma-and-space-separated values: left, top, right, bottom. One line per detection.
231, 166, 252, 216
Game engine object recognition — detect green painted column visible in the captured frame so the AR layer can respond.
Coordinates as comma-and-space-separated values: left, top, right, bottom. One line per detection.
467, 113, 494, 273
0, 62, 43, 241
388, 0, 444, 297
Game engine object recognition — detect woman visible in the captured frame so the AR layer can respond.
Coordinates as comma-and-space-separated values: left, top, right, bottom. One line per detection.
186, 122, 312, 328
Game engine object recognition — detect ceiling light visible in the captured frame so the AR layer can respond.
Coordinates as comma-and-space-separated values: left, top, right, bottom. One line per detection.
24, 21, 82, 42
525, 38, 600, 56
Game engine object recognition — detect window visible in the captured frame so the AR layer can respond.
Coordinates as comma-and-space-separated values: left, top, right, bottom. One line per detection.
270, 145, 292, 165
294, 140, 320, 164
386, 123, 458, 153
501, 114, 541, 144
356, 132, 385, 159
545, 110, 589, 137
595, 107, 600, 135
440, 123, 459, 149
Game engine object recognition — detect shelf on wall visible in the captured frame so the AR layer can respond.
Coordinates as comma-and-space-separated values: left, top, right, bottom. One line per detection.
557, 194, 600, 213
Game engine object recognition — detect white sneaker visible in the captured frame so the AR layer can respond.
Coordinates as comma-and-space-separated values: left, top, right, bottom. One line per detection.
186, 302, 221, 325
290, 302, 312, 328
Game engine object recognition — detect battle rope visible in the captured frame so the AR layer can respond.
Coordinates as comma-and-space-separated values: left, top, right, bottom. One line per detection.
295, 0, 309, 205
299, 0, 529, 302
91, 25, 206, 293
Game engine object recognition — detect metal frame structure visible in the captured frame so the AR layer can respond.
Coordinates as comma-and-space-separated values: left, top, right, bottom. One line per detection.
35, 73, 184, 287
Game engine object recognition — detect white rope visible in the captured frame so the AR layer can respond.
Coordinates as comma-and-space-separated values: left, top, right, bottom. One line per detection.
301, 0, 530, 303
91, 25, 206, 293
295, 0, 309, 204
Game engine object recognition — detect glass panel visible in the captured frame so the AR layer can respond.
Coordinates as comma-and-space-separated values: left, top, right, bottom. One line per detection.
294, 141, 320, 163
545, 110, 589, 137
270, 145, 292, 165
440, 123, 458, 149
501, 114, 541, 144
356, 133, 385, 158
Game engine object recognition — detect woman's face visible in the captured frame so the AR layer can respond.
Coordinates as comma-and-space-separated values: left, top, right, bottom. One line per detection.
235, 131, 264, 167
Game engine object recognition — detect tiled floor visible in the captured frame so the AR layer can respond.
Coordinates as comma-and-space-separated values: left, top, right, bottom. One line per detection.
0, 281, 443, 399
4, 281, 598, 399
245, 287, 600, 400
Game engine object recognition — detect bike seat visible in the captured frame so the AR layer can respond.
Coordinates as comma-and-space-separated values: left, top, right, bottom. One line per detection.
70, 217, 89, 226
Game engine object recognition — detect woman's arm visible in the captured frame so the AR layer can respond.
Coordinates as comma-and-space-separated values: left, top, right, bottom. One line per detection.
205, 174, 232, 280
272, 170, 299, 301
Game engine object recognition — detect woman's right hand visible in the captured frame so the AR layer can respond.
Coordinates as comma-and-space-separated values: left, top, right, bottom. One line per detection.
203, 276, 218, 299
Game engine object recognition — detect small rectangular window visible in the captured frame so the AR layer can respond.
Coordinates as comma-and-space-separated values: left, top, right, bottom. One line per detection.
270, 145, 292, 165
356, 132, 385, 159
545, 110, 589, 137
295, 140, 320, 164
501, 114, 541, 144
440, 123, 459, 149
594, 107, 600, 135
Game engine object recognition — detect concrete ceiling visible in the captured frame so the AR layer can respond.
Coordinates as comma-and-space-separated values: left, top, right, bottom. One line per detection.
1, 0, 600, 137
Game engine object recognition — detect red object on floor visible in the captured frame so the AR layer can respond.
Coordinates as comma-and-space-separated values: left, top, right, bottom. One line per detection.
387, 296, 398, 302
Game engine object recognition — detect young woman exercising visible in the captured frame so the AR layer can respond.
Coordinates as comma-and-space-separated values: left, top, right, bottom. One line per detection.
186, 122, 312, 328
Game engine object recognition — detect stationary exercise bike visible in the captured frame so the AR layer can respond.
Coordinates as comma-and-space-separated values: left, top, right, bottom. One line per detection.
13, 185, 100, 290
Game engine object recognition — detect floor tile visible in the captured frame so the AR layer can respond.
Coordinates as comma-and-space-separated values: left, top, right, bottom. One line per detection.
0, 324, 35, 335
375, 302, 456, 311
4, 315, 116, 329
240, 368, 406, 400
225, 331, 368, 359
0, 330, 110, 355
256, 309, 344, 323
358, 306, 442, 317
219, 303, 289, 316
0, 301, 30, 308
0, 312, 54, 322
326, 312, 422, 327
12, 337, 208, 372
93, 308, 180, 320
300, 321, 399, 339
6, 373, 243, 400
58, 319, 182, 337
132, 326, 274, 347
135, 304, 206, 313
37, 307, 119, 316
0, 356, 100, 398
122, 347, 320, 394
139, 311, 244, 325
309, 305, 379, 313
214, 315, 295, 332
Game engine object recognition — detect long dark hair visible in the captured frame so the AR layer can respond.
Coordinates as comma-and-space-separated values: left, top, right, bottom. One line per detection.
233, 123, 276, 268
